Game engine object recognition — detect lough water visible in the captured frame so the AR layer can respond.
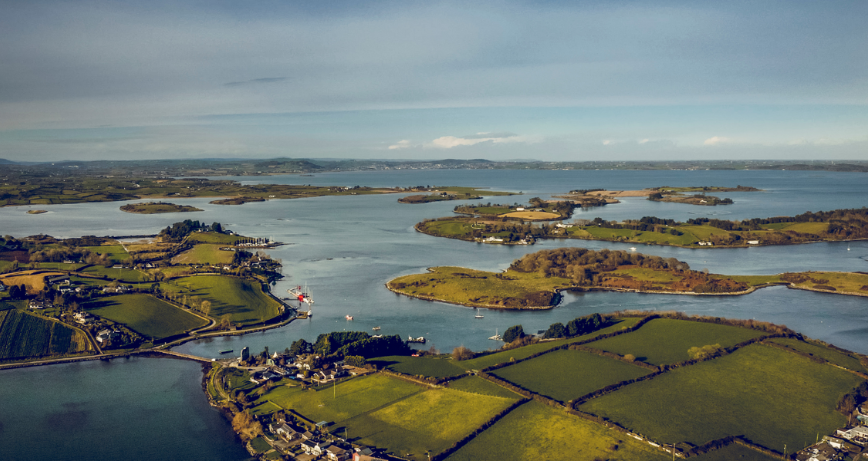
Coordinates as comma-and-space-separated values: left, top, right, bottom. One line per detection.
1, 169, 866, 459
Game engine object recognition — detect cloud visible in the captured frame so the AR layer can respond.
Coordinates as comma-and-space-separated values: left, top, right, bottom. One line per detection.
703, 136, 731, 146
638, 138, 650, 144
428, 132, 525, 149
224, 77, 287, 87
388, 140, 412, 150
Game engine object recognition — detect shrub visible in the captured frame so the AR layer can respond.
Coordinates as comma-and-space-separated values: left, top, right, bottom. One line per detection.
503, 325, 526, 343
452, 346, 474, 361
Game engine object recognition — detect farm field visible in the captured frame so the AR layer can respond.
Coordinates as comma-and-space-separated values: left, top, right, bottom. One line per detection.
500, 211, 560, 220
447, 376, 523, 399
456, 317, 642, 370
492, 349, 653, 402
82, 294, 207, 339
80, 265, 148, 282
446, 401, 668, 461
172, 244, 234, 265
585, 319, 765, 365
82, 244, 130, 262
165, 276, 280, 326
342, 387, 516, 461
368, 355, 466, 378
788, 271, 868, 293
767, 337, 868, 373
186, 232, 244, 245
0, 270, 64, 294
0, 309, 91, 360
252, 374, 423, 422
579, 344, 862, 451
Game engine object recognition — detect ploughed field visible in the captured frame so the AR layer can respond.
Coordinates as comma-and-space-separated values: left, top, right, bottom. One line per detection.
230, 315, 866, 460
0, 308, 91, 361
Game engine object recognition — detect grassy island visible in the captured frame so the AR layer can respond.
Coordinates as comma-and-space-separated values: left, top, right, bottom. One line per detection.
555, 185, 759, 207
453, 197, 602, 222
120, 201, 203, 213
208, 312, 867, 461
26, 209, 48, 214
387, 248, 868, 309
416, 207, 868, 248
397, 186, 515, 204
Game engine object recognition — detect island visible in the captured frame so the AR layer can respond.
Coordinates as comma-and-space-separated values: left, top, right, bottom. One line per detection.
26, 209, 48, 214
555, 185, 760, 207
203, 311, 868, 461
386, 248, 868, 309
120, 201, 203, 213
0, 220, 293, 366
416, 207, 868, 248
453, 196, 607, 222
397, 186, 515, 204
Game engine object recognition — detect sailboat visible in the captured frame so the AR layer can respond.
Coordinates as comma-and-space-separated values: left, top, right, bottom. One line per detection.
475, 314, 484, 319
488, 328, 502, 341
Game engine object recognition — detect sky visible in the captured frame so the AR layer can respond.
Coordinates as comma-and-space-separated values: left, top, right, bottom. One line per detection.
0, 0, 866, 162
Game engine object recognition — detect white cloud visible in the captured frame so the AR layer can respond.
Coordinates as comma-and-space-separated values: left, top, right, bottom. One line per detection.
638, 138, 650, 144
388, 140, 412, 150
703, 136, 731, 146
427, 133, 525, 149
602, 140, 613, 145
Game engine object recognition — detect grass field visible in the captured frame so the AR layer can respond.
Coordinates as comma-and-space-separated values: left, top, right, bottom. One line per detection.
186, 232, 245, 245
172, 244, 235, 265
388, 266, 571, 309
342, 387, 516, 460
446, 401, 668, 461
251, 374, 423, 422
166, 276, 280, 326
421, 220, 475, 237
768, 337, 867, 373
586, 319, 765, 365
81, 265, 148, 282
82, 244, 130, 262
500, 211, 560, 220
493, 349, 653, 402
448, 376, 523, 399
368, 355, 466, 378
580, 344, 862, 451
762, 222, 829, 233
456, 317, 642, 370
83, 294, 207, 339
0, 309, 91, 360
789, 271, 868, 293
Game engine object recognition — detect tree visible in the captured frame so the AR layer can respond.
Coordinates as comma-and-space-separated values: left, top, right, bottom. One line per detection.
200, 300, 212, 316
688, 344, 723, 360
451, 346, 474, 361
289, 338, 312, 356
502, 325, 525, 343
543, 322, 566, 339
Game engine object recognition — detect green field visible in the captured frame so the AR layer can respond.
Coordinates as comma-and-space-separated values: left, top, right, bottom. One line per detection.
252, 374, 423, 422
0, 309, 91, 360
580, 344, 862, 451
448, 376, 523, 399
172, 244, 235, 265
421, 220, 475, 237
446, 401, 668, 461
186, 232, 245, 245
456, 318, 642, 370
586, 319, 765, 365
342, 387, 516, 460
768, 337, 867, 373
83, 294, 207, 339
369, 355, 466, 378
82, 244, 130, 262
493, 349, 653, 402
165, 276, 281, 326
80, 265, 148, 282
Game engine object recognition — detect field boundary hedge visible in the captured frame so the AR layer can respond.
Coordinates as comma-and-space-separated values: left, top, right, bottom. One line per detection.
430, 398, 530, 461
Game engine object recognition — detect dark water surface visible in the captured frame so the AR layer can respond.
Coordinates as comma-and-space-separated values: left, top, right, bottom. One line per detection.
1, 169, 866, 459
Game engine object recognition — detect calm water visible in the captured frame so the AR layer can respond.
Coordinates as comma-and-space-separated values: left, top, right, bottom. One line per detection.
1, 169, 866, 459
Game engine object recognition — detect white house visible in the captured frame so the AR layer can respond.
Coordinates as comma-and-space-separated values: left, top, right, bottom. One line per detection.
747, 240, 760, 245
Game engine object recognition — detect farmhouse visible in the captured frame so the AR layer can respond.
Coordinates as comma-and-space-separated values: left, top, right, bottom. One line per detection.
96, 329, 122, 343
74, 312, 95, 324
270, 422, 299, 441
837, 426, 868, 445
748, 240, 760, 245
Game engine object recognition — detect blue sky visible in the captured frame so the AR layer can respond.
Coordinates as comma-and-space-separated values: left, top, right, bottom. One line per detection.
0, 0, 865, 162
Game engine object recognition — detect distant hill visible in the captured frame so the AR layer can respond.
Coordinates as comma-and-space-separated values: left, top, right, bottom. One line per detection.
0, 158, 16, 164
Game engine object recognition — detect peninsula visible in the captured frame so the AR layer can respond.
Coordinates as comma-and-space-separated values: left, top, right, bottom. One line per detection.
397, 186, 515, 204
205, 311, 868, 461
386, 248, 868, 309
416, 207, 868, 248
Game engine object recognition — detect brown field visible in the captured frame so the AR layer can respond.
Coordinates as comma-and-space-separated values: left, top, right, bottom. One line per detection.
0, 271, 64, 294
500, 211, 561, 220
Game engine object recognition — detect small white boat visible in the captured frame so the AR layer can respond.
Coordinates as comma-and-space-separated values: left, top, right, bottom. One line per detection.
630, 247, 637, 251
372, 326, 381, 331
488, 328, 502, 341
475, 314, 484, 319
345, 315, 353, 321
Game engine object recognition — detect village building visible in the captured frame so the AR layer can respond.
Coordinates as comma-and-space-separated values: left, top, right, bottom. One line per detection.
837, 426, 868, 445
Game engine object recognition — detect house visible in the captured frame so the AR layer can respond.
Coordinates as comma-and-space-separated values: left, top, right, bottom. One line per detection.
28, 300, 48, 310
516, 207, 525, 211
96, 329, 122, 344
837, 426, 868, 445
47, 275, 70, 285
353, 452, 387, 461
295, 454, 317, 461
483, 236, 504, 243
301, 441, 331, 456
795, 441, 840, 461
697, 241, 714, 246
74, 312, 95, 324
0, 283, 6, 292
555, 223, 574, 228
747, 240, 760, 245
301, 431, 316, 440
271, 422, 299, 441
326, 445, 351, 461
